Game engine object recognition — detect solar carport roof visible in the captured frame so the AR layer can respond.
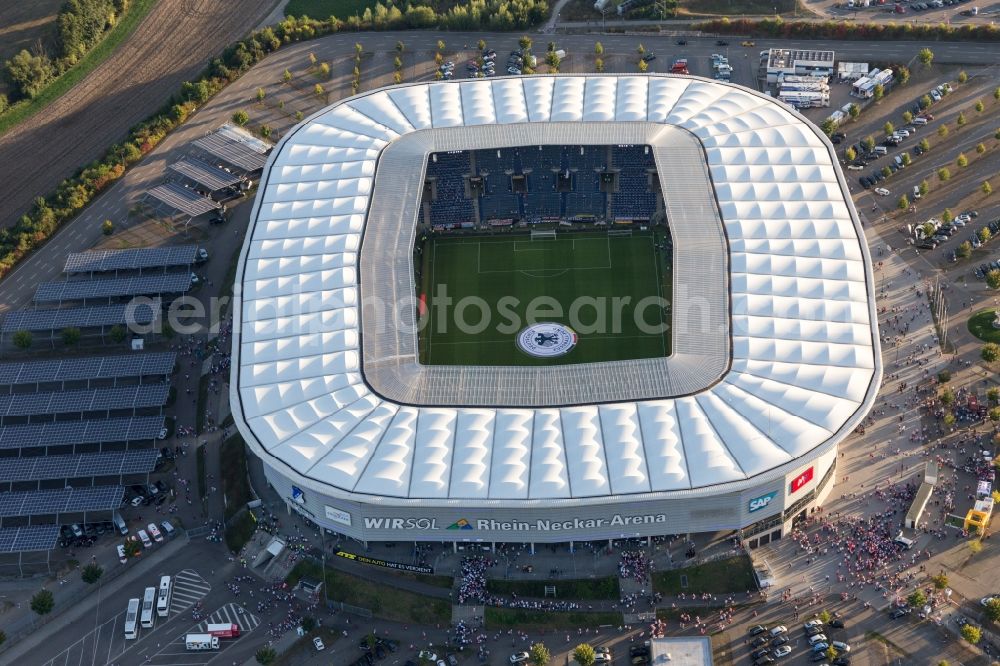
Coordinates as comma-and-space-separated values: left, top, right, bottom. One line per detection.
144, 182, 220, 218
0, 449, 158, 482
0, 352, 175, 386
0, 486, 123, 517
0, 384, 168, 417
232, 74, 882, 505
0, 416, 165, 450
34, 274, 191, 303
1, 300, 160, 333
169, 159, 242, 192
0, 524, 61, 553
65, 246, 197, 273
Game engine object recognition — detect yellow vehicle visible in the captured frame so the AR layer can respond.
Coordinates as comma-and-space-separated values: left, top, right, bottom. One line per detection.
741, 40, 756, 47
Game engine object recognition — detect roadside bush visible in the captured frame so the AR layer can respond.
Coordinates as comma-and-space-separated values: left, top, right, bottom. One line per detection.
4, 51, 56, 99
31, 589, 54, 616
695, 17, 1000, 43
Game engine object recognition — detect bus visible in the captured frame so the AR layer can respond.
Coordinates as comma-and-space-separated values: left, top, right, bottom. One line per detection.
140, 586, 156, 629
124, 598, 140, 640
156, 575, 171, 617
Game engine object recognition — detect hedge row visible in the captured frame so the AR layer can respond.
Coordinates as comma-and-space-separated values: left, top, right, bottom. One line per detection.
287, 0, 549, 32
696, 16, 1000, 41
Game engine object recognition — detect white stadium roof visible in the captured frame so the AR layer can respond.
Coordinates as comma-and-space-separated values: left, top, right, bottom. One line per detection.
231, 75, 881, 506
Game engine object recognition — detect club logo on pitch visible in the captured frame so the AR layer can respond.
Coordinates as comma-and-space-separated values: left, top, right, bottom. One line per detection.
516, 323, 578, 358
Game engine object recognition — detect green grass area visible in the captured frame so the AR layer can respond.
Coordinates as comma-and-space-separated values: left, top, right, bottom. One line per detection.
381, 569, 455, 589
420, 230, 671, 366
486, 576, 619, 600
224, 511, 256, 553
285, 560, 451, 623
285, 0, 379, 18
653, 556, 758, 595
968, 309, 1000, 343
0, 0, 159, 137
484, 607, 622, 630
220, 435, 252, 519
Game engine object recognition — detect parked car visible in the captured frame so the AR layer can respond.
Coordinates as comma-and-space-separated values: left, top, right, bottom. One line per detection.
772, 645, 792, 658
147, 523, 163, 542
811, 642, 830, 653
769, 626, 787, 637
313, 637, 325, 651
117, 544, 127, 563
138, 529, 152, 548
510, 653, 530, 664
749, 625, 768, 636
831, 641, 850, 652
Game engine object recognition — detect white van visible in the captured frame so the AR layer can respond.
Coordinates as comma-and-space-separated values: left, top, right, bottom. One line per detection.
112, 512, 128, 536
873, 146, 888, 156
912, 185, 922, 200
912, 116, 928, 125
160, 520, 176, 538
893, 532, 915, 549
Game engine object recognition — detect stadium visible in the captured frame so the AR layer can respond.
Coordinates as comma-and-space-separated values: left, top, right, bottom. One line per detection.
230, 74, 882, 549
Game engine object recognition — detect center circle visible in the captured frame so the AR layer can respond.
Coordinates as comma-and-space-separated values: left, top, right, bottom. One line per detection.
516, 323, 578, 358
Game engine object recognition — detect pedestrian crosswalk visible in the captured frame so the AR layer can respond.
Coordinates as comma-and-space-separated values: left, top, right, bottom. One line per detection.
169, 569, 211, 614
197, 602, 260, 633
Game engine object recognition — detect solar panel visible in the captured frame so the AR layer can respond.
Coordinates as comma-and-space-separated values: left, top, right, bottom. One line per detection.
64, 246, 198, 273
0, 486, 124, 516
144, 183, 221, 218
168, 159, 242, 192
0, 352, 175, 387
0, 384, 168, 417
0, 416, 164, 450
193, 125, 270, 172
0, 352, 177, 386
0, 525, 60, 553
1, 300, 161, 333
34, 274, 191, 303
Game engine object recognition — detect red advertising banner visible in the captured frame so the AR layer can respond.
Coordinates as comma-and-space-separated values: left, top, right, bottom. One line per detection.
790, 467, 814, 494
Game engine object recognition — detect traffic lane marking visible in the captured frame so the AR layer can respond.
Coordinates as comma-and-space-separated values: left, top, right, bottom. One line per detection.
146, 604, 260, 665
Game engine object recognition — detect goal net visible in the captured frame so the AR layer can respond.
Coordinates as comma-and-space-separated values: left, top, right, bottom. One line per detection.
608, 229, 633, 237
530, 230, 557, 241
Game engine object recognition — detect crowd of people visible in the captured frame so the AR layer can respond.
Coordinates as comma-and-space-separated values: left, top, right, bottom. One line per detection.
618, 550, 653, 583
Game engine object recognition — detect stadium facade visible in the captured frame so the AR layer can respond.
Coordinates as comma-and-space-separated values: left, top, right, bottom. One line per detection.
230, 74, 881, 548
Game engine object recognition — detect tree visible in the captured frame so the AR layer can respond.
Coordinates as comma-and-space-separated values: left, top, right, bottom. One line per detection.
944, 412, 956, 428
255, 647, 277, 665
301, 616, 317, 632
101, 219, 113, 235
931, 572, 948, 589
518, 36, 532, 52
938, 124, 949, 138
988, 598, 1000, 623
318, 63, 330, 79
259, 125, 271, 140
940, 388, 955, 406
308, 52, 317, 66
957, 152, 968, 167
434, 52, 443, 65
638, 59, 648, 73
845, 146, 856, 162
820, 119, 836, 136
938, 167, 951, 182
873, 84, 884, 102
637, 43, 646, 55
476, 39, 485, 51
902, 111, 913, 123
991, 408, 1000, 423
818, 610, 832, 623
957, 241, 972, 259
393, 71, 402, 84
907, 589, 927, 608
898, 66, 910, 85
958, 70, 968, 84
919, 138, 930, 153
594, 42, 604, 56
995, 87, 1000, 103
989, 387, 1000, 404
61, 327, 81, 346
31, 589, 54, 616
957, 112, 967, 127
573, 644, 596, 666
897, 194, 909, 210
826, 646, 838, 661
981, 227, 993, 243
256, 87, 266, 102
595, 58, 604, 72
294, 111, 303, 122
124, 538, 141, 558
961, 624, 981, 645
232, 110, 249, 126
920, 95, 933, 109
393, 56, 402, 70
314, 83, 324, 97
976, 100, 985, 113
282, 68, 292, 83
354, 42, 363, 56
862, 135, 875, 151
901, 152, 911, 166
977, 143, 987, 155
437, 39, 446, 52
969, 539, 983, 555
4, 50, 55, 99
884, 121, 894, 136
985, 180, 994, 197
881, 166, 892, 178
12, 330, 32, 349
943, 208, 953, 223
918, 48, 934, 68
938, 370, 951, 383
530, 642, 551, 666
982, 343, 1000, 363
81, 562, 104, 584
919, 179, 929, 196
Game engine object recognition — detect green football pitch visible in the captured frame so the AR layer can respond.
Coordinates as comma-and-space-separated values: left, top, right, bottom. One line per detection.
417, 230, 671, 366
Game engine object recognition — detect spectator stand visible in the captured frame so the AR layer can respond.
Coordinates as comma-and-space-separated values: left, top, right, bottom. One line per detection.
0, 300, 161, 350
64, 246, 198, 276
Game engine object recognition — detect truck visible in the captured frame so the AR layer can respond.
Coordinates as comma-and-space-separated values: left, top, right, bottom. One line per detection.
206, 623, 241, 638
670, 59, 689, 74
186, 634, 220, 650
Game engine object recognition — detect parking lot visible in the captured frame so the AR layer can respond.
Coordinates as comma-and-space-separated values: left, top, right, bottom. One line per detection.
41, 569, 212, 666
145, 602, 260, 666
744, 617, 857, 666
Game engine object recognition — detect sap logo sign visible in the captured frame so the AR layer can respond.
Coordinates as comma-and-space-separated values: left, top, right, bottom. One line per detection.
748, 491, 778, 513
